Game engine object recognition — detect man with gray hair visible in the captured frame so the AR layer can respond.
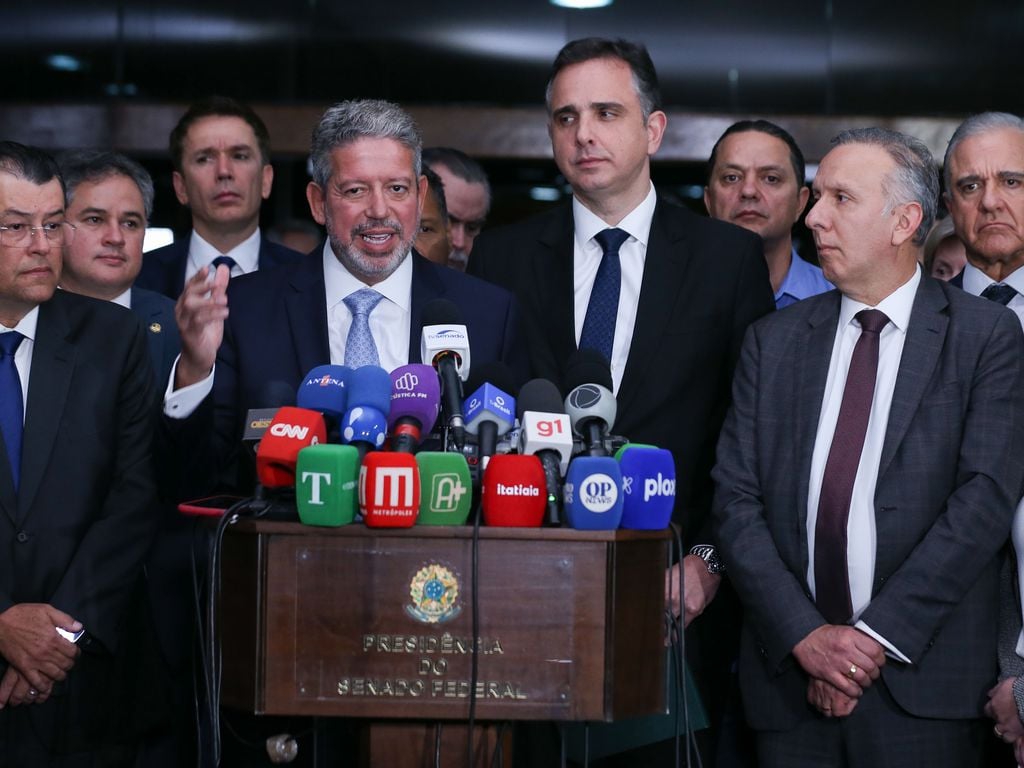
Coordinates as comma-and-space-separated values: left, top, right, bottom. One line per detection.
422, 147, 490, 271
944, 113, 1024, 762
713, 127, 1024, 767
166, 99, 526, 497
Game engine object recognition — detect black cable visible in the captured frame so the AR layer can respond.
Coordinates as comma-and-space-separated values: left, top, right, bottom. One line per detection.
435, 721, 444, 767
466, 474, 483, 767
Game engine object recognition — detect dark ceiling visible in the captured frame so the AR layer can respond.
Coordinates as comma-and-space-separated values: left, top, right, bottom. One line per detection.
5, 1, 1023, 117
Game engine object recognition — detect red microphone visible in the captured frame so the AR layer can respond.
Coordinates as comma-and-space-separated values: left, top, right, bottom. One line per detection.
255, 407, 327, 488
481, 454, 546, 527
359, 452, 420, 528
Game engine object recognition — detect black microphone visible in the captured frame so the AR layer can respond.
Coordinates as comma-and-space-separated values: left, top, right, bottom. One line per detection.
242, 381, 296, 459
420, 299, 471, 450
563, 350, 617, 457
517, 379, 573, 526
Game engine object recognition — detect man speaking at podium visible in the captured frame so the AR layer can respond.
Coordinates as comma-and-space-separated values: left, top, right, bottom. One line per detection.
166, 99, 526, 497
0, 142, 158, 763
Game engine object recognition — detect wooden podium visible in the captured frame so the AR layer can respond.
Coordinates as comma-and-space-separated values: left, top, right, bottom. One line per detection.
219, 521, 670, 765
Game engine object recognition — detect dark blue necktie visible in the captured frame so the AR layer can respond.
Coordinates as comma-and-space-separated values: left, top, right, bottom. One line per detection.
0, 332, 25, 492
579, 228, 629, 365
981, 283, 1017, 306
211, 255, 237, 273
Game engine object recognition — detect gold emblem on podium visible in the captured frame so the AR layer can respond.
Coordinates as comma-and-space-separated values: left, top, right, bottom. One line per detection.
407, 563, 461, 624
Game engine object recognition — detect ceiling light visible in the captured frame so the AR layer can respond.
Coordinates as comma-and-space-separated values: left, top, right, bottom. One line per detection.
550, 0, 613, 8
46, 54, 82, 72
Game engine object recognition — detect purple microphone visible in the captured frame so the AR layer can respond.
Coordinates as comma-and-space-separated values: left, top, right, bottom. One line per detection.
389, 363, 442, 453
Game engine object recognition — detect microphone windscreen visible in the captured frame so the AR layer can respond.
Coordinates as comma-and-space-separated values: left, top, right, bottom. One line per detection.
359, 452, 420, 527
516, 379, 564, 420
256, 407, 327, 488
296, 444, 359, 526
564, 349, 613, 392
416, 451, 472, 525
347, 365, 392, 415
618, 446, 675, 530
464, 382, 515, 436
421, 298, 462, 327
564, 456, 624, 530
389, 364, 441, 435
481, 454, 546, 527
297, 365, 350, 421
341, 406, 388, 449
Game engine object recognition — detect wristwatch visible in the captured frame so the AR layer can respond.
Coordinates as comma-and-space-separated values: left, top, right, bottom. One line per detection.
689, 544, 726, 575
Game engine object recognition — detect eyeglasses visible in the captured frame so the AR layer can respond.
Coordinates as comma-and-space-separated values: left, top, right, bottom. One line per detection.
0, 222, 76, 247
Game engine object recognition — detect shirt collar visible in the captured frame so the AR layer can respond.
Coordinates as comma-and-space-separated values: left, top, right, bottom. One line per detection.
1, 305, 39, 342
776, 248, 821, 302
572, 183, 657, 252
962, 261, 1024, 297
188, 228, 261, 273
321, 240, 413, 312
112, 288, 132, 309
839, 265, 921, 334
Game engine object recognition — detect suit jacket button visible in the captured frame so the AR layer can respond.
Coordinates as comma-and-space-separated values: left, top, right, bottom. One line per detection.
15, 531, 28, 543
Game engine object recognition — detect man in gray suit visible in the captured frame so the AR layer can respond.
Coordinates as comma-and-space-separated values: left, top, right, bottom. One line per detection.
713, 127, 1024, 767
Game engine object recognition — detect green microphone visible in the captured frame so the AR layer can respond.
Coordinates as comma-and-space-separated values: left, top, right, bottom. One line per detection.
415, 451, 473, 525
296, 444, 359, 526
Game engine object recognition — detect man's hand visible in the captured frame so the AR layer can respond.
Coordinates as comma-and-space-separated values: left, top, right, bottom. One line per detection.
665, 556, 722, 628
0, 666, 51, 708
0, 604, 80, 697
986, 677, 1024, 743
792, 624, 885, 698
174, 264, 230, 390
807, 677, 858, 718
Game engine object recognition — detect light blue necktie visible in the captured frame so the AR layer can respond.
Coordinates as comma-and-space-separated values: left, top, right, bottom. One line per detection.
579, 228, 629, 365
0, 332, 24, 492
343, 288, 384, 368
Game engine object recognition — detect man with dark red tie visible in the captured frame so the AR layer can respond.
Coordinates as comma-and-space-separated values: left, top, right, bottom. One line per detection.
713, 127, 1024, 767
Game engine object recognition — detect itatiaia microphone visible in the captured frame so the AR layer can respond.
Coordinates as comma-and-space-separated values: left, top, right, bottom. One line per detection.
481, 454, 546, 527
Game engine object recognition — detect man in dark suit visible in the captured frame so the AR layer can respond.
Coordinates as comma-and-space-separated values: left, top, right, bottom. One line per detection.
135, 96, 301, 299
0, 143, 158, 764
468, 40, 772, 759
59, 150, 196, 767
167, 97, 527, 497
712, 127, 1024, 767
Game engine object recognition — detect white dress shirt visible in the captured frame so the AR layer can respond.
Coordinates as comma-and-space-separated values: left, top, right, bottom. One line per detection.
806, 266, 921, 661
184, 228, 261, 284
572, 184, 656, 393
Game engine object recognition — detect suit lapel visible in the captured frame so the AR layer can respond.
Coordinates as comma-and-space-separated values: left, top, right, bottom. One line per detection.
283, 257, 331, 376
18, 297, 74, 523
536, 207, 577, 384
877, 278, 948, 480
795, 294, 843, 568
616, 201, 692, 412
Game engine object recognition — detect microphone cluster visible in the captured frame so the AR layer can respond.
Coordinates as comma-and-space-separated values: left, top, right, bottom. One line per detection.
246, 305, 675, 532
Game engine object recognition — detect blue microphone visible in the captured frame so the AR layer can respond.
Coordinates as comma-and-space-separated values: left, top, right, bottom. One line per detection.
297, 365, 351, 441
341, 365, 391, 459
617, 445, 675, 530
563, 456, 624, 530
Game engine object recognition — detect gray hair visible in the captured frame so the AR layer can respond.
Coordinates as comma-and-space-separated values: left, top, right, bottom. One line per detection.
943, 111, 1024, 190
57, 149, 155, 221
832, 127, 938, 246
309, 100, 422, 189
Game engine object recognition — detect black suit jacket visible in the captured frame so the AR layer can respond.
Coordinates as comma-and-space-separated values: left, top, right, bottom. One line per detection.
469, 198, 773, 542
135, 232, 302, 299
0, 291, 158, 753
173, 250, 529, 496
712, 277, 1024, 728
131, 286, 181, 387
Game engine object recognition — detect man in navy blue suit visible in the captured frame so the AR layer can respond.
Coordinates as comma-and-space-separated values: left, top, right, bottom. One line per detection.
135, 96, 301, 299
165, 98, 527, 498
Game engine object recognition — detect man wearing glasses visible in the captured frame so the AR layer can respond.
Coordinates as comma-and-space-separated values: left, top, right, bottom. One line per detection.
0, 141, 158, 764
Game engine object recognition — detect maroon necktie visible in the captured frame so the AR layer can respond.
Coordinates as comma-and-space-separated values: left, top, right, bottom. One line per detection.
814, 308, 890, 624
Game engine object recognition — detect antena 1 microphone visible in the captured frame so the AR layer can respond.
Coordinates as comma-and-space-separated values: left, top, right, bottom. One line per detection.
563, 350, 617, 457
389, 363, 441, 453
296, 365, 351, 443
420, 299, 470, 450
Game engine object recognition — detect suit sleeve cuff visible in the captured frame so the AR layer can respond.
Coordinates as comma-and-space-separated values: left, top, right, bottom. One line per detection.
163, 356, 214, 419
855, 620, 912, 664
